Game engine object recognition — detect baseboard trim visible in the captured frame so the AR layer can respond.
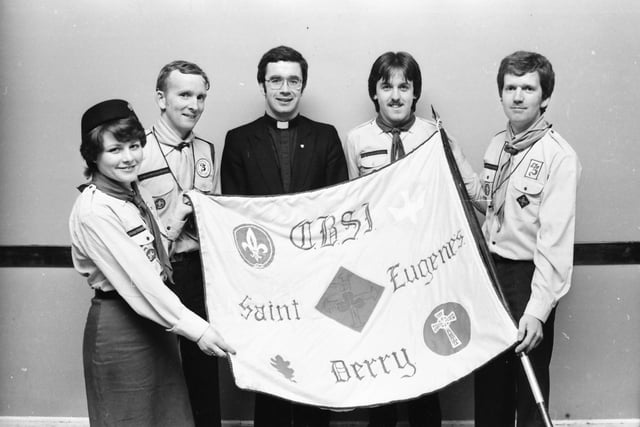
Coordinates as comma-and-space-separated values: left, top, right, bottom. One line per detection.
0, 417, 638, 427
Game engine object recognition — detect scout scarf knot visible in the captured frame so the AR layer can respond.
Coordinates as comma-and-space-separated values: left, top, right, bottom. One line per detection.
175, 141, 191, 151
90, 172, 174, 283
376, 114, 417, 162
492, 115, 551, 228
504, 114, 551, 154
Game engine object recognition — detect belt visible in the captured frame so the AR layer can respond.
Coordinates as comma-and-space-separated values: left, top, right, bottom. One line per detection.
172, 250, 200, 263
94, 289, 123, 300
491, 253, 533, 264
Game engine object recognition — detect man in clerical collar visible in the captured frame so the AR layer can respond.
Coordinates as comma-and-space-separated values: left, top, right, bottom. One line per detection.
221, 45, 347, 426
137, 60, 221, 427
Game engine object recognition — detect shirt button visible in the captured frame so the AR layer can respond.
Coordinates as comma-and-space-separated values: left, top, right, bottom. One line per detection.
492, 241, 496, 245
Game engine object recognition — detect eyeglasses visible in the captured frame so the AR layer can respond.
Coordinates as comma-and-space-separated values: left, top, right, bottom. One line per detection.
265, 77, 303, 90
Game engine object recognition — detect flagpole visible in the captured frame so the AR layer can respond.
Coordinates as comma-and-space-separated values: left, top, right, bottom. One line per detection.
520, 353, 554, 427
432, 106, 554, 427
430, 105, 511, 313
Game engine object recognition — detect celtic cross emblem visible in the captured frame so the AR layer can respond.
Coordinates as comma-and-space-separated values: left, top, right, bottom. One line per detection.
431, 309, 461, 348
423, 302, 471, 356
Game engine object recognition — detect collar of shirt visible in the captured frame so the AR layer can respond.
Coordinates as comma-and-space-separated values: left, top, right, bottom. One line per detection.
154, 117, 195, 152
264, 113, 300, 130
372, 119, 415, 136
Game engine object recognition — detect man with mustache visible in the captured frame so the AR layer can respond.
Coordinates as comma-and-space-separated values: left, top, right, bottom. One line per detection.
221, 45, 348, 427
468, 51, 581, 427
343, 51, 475, 187
137, 60, 222, 427
343, 51, 479, 427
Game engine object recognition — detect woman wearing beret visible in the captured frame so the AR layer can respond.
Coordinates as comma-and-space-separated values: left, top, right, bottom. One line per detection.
69, 99, 234, 426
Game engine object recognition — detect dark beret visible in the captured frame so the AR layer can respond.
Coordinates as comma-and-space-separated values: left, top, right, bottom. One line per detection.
81, 99, 138, 138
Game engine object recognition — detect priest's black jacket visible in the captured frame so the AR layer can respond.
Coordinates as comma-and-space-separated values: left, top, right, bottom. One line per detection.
221, 114, 348, 195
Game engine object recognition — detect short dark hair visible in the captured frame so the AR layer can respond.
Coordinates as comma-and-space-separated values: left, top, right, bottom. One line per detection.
497, 51, 555, 112
368, 52, 422, 113
257, 46, 308, 91
156, 60, 210, 92
80, 116, 146, 178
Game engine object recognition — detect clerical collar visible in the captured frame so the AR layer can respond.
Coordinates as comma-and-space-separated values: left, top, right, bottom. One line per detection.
264, 113, 300, 130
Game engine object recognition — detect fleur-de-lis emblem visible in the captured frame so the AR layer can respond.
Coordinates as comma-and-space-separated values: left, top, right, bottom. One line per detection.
242, 228, 268, 261
234, 224, 275, 269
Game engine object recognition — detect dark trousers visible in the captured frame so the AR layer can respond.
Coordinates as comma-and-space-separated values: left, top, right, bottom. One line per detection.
173, 252, 221, 427
474, 256, 556, 427
368, 394, 442, 427
254, 394, 330, 427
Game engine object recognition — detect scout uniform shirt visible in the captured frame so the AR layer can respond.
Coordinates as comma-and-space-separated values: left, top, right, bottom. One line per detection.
473, 128, 582, 322
344, 116, 481, 194
69, 184, 209, 342
137, 117, 218, 256
344, 117, 440, 179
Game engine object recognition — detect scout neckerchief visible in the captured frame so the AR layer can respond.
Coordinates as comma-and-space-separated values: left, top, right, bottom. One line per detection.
90, 172, 174, 283
491, 115, 551, 228
152, 117, 196, 192
376, 114, 417, 162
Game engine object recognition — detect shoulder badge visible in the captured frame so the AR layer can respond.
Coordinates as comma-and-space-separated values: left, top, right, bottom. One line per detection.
196, 158, 212, 178
524, 159, 544, 180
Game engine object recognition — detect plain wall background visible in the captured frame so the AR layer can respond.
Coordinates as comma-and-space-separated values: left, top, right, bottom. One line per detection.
1, 0, 638, 421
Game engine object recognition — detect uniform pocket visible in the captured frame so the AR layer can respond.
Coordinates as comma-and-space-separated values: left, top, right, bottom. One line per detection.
128, 227, 163, 268
129, 227, 154, 245
195, 177, 214, 194
511, 177, 544, 222
512, 178, 543, 198
141, 176, 175, 212
359, 150, 388, 175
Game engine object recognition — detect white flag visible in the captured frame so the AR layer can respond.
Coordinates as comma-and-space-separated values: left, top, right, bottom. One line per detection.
190, 130, 517, 409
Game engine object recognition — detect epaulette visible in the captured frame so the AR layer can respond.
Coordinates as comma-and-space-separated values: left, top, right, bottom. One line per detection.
545, 128, 569, 147
352, 119, 376, 131
194, 136, 214, 145
417, 116, 437, 126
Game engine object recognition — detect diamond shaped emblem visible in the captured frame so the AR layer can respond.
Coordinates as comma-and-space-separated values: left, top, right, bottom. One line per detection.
516, 194, 530, 208
315, 267, 384, 332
